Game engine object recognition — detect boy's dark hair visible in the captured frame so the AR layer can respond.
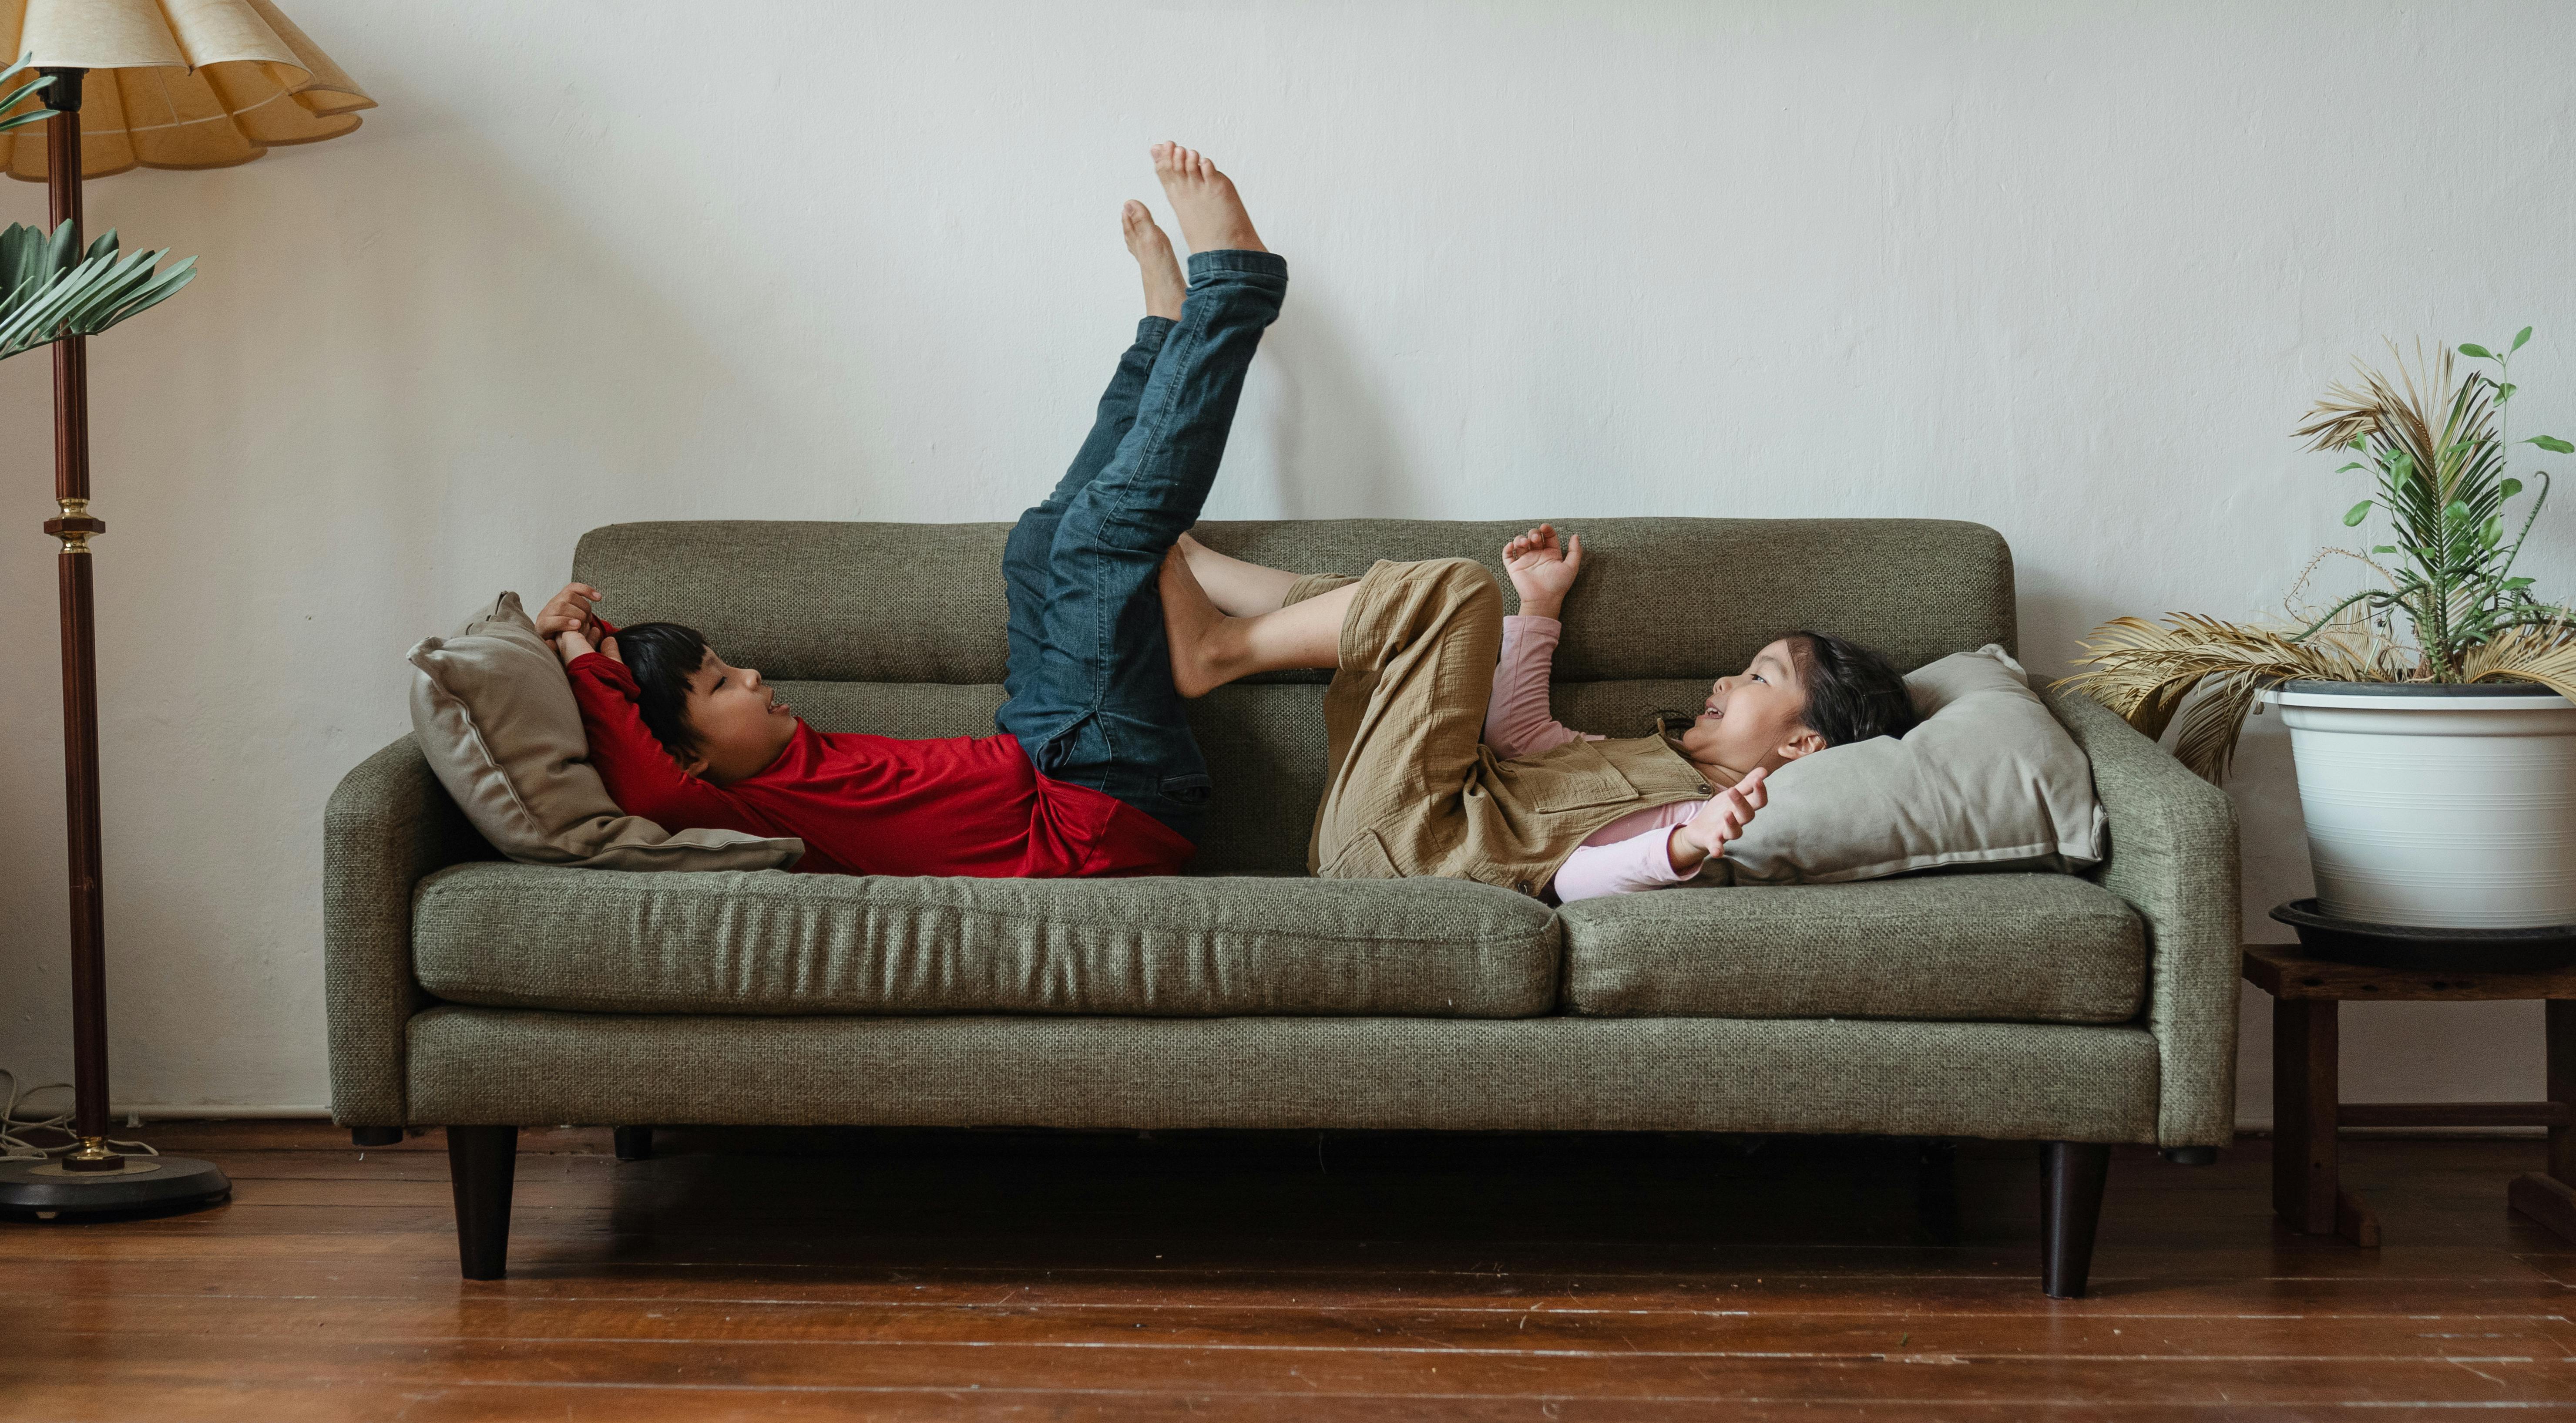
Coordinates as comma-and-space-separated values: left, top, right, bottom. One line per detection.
1784, 630, 1918, 747
612, 622, 712, 761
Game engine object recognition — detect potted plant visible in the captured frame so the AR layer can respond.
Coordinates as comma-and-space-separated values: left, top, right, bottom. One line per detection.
2064, 329, 2576, 931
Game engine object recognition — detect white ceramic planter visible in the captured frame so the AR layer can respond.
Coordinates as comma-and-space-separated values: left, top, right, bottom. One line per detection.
2264, 681, 2576, 928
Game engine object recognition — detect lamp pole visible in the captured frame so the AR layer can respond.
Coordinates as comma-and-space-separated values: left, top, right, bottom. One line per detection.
37, 66, 116, 1172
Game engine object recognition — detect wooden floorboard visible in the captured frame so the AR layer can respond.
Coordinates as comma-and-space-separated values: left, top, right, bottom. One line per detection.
5, 1123, 2573, 1420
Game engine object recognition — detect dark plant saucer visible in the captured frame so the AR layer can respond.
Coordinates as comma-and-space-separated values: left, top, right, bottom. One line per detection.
2270, 898, 2576, 972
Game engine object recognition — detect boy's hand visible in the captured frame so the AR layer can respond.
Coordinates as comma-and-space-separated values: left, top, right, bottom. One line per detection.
535, 583, 604, 641
552, 629, 622, 666
1667, 766, 1768, 875
1502, 524, 1582, 619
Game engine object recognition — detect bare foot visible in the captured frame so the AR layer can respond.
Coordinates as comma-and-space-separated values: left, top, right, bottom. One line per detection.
1160, 545, 1238, 698
1122, 200, 1185, 321
1151, 141, 1265, 254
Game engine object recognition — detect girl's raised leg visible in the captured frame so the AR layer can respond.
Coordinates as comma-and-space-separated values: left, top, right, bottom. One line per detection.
1173, 532, 1302, 616
1162, 547, 1357, 696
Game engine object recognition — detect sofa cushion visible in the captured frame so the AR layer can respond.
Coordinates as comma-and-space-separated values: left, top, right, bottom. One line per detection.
1558, 874, 2144, 1023
412, 864, 1561, 1018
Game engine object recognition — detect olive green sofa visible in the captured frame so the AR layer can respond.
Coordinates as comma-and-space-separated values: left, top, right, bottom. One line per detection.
324, 518, 2240, 1298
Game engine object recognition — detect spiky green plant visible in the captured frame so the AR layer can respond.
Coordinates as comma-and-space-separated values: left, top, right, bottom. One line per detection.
0, 54, 197, 363
1, 53, 57, 136
2062, 330, 2576, 782
0, 222, 198, 360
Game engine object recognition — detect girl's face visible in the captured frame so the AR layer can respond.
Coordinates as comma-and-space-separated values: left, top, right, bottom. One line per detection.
677, 647, 799, 784
1676, 637, 1827, 777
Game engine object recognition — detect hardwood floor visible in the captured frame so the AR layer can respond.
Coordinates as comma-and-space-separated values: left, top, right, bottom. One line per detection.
5, 1122, 2573, 1420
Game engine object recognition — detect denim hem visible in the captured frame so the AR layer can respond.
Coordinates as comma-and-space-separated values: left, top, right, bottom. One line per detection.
1186, 249, 1289, 280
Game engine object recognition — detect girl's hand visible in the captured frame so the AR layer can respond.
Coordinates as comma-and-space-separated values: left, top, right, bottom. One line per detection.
535, 583, 604, 641
1667, 766, 1768, 874
1501, 524, 1582, 619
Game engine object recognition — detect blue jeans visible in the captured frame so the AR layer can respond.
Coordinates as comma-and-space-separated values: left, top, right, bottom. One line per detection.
995, 249, 1290, 842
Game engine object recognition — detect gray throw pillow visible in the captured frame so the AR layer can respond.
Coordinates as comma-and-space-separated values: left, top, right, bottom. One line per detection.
408, 592, 803, 871
1712, 645, 2106, 885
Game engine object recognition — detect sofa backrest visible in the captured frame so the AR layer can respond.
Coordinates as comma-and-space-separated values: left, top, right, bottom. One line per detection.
572, 518, 2015, 875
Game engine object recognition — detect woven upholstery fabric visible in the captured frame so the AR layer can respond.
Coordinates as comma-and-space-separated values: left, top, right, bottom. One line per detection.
323, 737, 495, 1125
412, 862, 1560, 1018
407, 1007, 2159, 1142
1560, 875, 2144, 1023
572, 517, 2015, 683
2042, 688, 2243, 1147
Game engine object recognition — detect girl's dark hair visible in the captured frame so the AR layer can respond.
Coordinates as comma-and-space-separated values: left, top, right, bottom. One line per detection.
612, 622, 713, 761
1784, 630, 1918, 747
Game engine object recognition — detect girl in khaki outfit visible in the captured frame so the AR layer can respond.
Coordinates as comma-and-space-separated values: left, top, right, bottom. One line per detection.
1159, 525, 1915, 899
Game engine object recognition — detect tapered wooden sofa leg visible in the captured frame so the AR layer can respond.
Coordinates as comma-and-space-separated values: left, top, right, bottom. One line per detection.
447, 1126, 520, 1281
2040, 1141, 2113, 1299
613, 1126, 654, 1162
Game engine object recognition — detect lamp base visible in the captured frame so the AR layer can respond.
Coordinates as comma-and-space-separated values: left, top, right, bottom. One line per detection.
0, 1154, 229, 1217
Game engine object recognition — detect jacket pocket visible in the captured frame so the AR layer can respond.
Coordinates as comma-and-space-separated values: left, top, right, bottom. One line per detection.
1320, 828, 1403, 880
1521, 738, 1640, 813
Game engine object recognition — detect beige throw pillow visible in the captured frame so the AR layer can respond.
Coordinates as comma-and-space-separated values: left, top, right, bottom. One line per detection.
1712, 645, 2106, 885
408, 592, 804, 871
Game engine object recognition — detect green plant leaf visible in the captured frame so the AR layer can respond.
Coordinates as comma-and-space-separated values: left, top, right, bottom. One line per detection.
2513, 325, 2533, 351
2373, 545, 2398, 554
2505, 477, 2525, 498
2336, 461, 2364, 473
2505, 576, 2536, 589
2461, 342, 2495, 359
2499, 383, 2519, 403
2343, 499, 2374, 526
2530, 435, 2575, 454
2446, 499, 2472, 521
2482, 514, 2505, 545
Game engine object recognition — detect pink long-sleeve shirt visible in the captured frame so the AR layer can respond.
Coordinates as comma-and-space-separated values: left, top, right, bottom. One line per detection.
1484, 615, 1713, 902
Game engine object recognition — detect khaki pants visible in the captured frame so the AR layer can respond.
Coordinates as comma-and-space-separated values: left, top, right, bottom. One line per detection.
1287, 558, 1711, 891
1286, 558, 1506, 883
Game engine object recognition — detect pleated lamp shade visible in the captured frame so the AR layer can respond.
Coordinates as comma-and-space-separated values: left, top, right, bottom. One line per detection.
0, 0, 372, 180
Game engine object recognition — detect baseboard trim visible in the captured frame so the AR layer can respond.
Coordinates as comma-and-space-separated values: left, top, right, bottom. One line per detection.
116, 1104, 332, 1121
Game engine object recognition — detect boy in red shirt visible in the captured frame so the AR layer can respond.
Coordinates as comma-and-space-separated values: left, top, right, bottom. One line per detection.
535, 144, 1283, 878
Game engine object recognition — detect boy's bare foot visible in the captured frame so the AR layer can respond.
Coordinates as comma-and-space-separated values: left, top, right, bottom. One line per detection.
1122, 200, 1186, 321
1160, 545, 1238, 698
1151, 141, 1265, 255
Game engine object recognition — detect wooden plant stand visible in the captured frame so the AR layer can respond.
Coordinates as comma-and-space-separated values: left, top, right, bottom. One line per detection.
2243, 945, 2576, 1247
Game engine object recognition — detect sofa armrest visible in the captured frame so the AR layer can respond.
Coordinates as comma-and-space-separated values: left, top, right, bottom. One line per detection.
324, 736, 490, 1126
2040, 686, 2242, 1147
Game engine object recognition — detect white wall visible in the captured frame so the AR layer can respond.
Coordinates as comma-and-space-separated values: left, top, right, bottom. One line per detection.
1, 0, 2569, 1121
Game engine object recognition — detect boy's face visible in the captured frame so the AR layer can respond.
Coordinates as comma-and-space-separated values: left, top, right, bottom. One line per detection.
678, 647, 799, 784
1676, 638, 1825, 775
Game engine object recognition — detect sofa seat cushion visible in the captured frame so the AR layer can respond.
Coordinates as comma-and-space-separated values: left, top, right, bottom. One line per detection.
412, 864, 1561, 1018
1558, 874, 2144, 1023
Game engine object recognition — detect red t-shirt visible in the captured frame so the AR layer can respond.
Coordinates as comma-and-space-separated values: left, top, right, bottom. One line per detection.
564, 653, 1194, 879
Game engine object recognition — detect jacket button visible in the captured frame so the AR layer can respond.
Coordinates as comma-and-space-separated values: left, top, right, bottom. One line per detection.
1696, 782, 1711, 794
1517, 879, 1533, 893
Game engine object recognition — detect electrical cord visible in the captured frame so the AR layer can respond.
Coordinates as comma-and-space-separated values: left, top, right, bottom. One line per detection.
0, 1069, 158, 1160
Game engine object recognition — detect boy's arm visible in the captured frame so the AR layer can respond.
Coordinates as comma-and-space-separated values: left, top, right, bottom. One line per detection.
560, 643, 737, 828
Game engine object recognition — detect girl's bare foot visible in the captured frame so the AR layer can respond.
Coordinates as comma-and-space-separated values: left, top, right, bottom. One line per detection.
1161, 545, 1239, 698
1151, 141, 1265, 254
1122, 200, 1185, 321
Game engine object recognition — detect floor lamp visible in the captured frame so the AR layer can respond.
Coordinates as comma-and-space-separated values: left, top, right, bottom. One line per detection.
0, 0, 371, 1216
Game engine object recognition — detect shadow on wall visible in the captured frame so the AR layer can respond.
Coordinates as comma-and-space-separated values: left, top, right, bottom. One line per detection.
1229, 288, 1424, 520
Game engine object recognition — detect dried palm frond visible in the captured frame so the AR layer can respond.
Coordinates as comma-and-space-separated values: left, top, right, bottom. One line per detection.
2059, 613, 2393, 783
2458, 621, 2576, 701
